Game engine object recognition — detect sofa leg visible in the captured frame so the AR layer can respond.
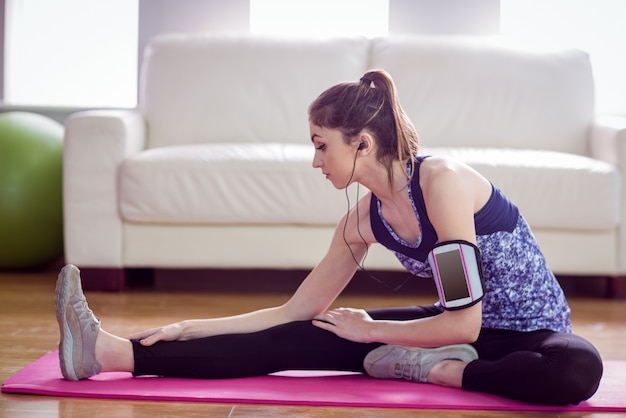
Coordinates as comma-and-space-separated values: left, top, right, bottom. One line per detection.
79, 268, 127, 292
607, 275, 626, 299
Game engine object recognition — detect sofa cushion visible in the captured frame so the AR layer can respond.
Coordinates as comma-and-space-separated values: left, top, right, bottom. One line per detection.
119, 143, 353, 224
119, 144, 620, 231
140, 34, 369, 149
371, 36, 594, 155
425, 147, 620, 230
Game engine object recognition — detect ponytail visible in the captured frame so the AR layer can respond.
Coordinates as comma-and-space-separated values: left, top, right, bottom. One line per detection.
362, 70, 419, 183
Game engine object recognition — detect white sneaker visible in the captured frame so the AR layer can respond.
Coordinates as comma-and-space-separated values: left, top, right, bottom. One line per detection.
55, 264, 102, 380
364, 344, 478, 383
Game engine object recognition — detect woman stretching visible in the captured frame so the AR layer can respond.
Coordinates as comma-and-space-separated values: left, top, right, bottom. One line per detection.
56, 69, 602, 405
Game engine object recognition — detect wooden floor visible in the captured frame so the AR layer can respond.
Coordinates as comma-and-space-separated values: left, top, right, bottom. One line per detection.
1, 267, 625, 418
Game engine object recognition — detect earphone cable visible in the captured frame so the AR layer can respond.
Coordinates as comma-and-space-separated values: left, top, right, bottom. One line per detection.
341, 148, 413, 292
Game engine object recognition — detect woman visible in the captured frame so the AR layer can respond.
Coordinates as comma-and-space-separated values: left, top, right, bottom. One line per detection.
56, 70, 602, 405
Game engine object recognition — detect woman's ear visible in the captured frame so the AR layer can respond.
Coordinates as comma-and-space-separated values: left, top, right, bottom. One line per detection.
357, 132, 374, 153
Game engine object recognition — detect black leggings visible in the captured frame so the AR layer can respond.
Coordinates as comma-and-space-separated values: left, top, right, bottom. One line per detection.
131, 305, 603, 406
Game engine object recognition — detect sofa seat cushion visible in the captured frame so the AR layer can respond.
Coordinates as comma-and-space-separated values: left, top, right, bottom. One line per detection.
424, 147, 620, 230
119, 143, 352, 225
119, 144, 620, 231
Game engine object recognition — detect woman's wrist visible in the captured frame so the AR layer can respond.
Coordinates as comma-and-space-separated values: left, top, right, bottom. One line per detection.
178, 319, 196, 341
366, 321, 384, 344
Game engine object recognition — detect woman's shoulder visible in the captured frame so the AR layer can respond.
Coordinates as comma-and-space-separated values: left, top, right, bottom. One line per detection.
419, 156, 492, 212
419, 154, 467, 170
419, 155, 472, 185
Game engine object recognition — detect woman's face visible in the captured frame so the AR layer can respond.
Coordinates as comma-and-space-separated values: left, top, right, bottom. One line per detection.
309, 122, 359, 190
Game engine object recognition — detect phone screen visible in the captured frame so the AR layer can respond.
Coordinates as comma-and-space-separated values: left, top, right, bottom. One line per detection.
435, 249, 470, 301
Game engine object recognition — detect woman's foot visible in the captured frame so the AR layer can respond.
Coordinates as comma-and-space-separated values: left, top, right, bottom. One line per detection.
364, 344, 478, 384
55, 264, 102, 380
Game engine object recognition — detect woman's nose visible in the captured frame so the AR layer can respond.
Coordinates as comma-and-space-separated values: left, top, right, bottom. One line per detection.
312, 154, 321, 168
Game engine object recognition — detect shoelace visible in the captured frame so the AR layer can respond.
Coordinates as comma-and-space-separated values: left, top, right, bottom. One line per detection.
395, 351, 421, 381
71, 294, 99, 331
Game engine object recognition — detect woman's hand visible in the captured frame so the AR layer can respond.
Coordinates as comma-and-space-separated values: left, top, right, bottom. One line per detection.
312, 307, 375, 343
128, 322, 185, 346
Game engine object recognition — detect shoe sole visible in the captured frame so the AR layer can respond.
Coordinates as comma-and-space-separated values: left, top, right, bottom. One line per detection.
55, 264, 80, 381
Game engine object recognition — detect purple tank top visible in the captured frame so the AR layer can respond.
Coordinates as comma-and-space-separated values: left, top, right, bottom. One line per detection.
369, 156, 571, 333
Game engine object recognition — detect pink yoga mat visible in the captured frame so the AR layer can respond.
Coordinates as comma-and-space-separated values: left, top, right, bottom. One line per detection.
2, 351, 625, 412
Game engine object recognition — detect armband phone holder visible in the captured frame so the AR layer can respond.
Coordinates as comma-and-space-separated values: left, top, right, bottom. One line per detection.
427, 240, 485, 310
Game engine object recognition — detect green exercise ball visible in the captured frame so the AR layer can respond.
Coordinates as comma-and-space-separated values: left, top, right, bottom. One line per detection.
0, 112, 64, 269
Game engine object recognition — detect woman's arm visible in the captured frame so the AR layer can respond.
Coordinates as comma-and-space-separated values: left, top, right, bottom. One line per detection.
316, 303, 482, 347
314, 158, 490, 347
130, 202, 370, 346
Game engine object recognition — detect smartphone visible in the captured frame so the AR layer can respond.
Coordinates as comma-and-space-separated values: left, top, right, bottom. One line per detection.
429, 242, 483, 310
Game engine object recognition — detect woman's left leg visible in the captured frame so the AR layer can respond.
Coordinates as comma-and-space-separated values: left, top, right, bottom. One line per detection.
56, 261, 443, 380
132, 305, 444, 378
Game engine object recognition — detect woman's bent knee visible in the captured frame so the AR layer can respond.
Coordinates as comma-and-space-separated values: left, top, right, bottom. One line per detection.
545, 336, 604, 405
561, 344, 603, 404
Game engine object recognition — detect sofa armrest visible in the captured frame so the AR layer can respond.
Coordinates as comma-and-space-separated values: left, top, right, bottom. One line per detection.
590, 116, 626, 273
63, 110, 145, 267
590, 116, 626, 167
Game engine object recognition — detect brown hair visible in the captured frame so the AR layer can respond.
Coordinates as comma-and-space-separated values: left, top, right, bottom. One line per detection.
308, 69, 419, 188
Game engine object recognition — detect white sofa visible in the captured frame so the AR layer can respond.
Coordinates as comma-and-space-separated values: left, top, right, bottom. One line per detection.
63, 34, 625, 291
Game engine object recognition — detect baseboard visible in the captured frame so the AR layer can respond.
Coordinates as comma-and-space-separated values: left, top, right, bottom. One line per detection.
80, 268, 127, 292
43, 265, 621, 298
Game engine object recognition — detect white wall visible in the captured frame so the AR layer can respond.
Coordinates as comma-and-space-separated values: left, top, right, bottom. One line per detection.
138, 0, 250, 65
389, 0, 499, 35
